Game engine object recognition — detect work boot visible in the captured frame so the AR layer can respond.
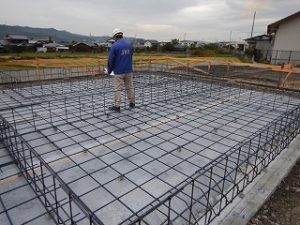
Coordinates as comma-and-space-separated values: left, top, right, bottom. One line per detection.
129, 103, 135, 108
108, 106, 121, 112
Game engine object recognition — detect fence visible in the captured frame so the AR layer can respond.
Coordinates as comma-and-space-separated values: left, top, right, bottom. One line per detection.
255, 49, 300, 66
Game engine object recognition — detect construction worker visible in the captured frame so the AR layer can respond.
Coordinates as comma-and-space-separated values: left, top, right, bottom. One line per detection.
108, 28, 135, 112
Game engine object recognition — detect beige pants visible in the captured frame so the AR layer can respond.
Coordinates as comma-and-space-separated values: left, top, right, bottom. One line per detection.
113, 73, 135, 107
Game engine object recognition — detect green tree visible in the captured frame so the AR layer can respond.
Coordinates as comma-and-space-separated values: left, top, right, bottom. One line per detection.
202, 43, 219, 50
162, 42, 175, 51
171, 39, 179, 45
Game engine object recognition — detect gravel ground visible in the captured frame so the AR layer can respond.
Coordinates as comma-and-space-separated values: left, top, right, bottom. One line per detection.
248, 160, 300, 225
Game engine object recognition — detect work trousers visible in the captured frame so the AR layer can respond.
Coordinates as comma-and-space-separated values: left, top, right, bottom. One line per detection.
113, 73, 135, 108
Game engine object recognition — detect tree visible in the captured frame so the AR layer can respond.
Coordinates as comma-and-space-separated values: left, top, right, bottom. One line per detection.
171, 39, 179, 45
162, 42, 175, 51
202, 43, 219, 50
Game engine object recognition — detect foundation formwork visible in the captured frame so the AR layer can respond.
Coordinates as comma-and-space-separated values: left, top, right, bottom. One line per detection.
0, 63, 300, 225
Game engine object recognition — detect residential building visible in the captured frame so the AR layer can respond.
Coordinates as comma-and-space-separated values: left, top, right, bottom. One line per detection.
0, 39, 4, 47
105, 38, 115, 50
174, 45, 186, 51
43, 43, 69, 52
56, 46, 69, 52
158, 41, 168, 47
4, 35, 29, 45
0, 40, 4, 52
179, 40, 197, 48
267, 11, 300, 65
36, 47, 47, 53
195, 41, 206, 48
244, 34, 272, 60
71, 42, 93, 52
244, 35, 271, 50
144, 40, 159, 48
133, 43, 146, 51
29, 38, 52, 47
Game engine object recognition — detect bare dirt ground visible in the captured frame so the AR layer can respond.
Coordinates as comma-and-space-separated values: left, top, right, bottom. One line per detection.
0, 56, 241, 68
248, 160, 300, 225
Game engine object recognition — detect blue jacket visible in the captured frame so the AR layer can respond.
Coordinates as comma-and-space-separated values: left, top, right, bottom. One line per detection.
107, 39, 133, 74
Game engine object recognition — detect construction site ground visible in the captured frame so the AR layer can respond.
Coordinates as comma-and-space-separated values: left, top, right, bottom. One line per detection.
0, 59, 300, 225
0, 55, 241, 69
248, 158, 300, 225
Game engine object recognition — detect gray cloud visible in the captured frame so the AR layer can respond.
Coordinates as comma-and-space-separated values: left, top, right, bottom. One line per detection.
0, 0, 299, 41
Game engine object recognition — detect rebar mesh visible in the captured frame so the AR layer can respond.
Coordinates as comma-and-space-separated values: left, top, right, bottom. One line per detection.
0, 64, 300, 225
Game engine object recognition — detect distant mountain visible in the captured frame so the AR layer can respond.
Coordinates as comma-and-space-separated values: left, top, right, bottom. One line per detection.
0, 24, 111, 43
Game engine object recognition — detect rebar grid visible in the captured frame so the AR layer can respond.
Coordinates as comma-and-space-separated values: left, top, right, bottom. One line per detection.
0, 144, 56, 225
0, 68, 300, 225
121, 105, 300, 225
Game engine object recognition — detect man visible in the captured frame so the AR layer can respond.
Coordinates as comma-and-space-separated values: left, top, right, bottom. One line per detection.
108, 28, 135, 112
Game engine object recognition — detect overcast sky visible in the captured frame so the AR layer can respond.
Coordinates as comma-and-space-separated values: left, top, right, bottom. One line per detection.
0, 0, 299, 41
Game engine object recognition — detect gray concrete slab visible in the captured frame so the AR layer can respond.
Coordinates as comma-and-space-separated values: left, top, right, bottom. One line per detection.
1, 74, 300, 225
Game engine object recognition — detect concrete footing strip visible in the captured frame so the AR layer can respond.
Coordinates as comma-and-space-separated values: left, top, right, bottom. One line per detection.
211, 134, 300, 225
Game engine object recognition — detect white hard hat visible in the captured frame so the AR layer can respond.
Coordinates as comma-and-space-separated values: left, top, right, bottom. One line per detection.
112, 28, 123, 37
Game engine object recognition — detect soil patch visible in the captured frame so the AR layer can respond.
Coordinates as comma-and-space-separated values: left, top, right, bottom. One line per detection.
248, 160, 300, 225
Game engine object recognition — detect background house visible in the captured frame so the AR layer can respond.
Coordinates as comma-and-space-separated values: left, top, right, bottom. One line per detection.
195, 41, 206, 48
43, 42, 69, 52
71, 42, 103, 52
4, 35, 29, 45
71, 42, 93, 52
245, 34, 272, 61
3, 35, 35, 52
133, 42, 146, 52
142, 40, 169, 52
144, 40, 159, 49
105, 38, 115, 50
29, 38, 52, 47
158, 41, 168, 47
267, 11, 300, 65
0, 40, 4, 52
2, 35, 54, 52
179, 40, 197, 48
245, 34, 271, 50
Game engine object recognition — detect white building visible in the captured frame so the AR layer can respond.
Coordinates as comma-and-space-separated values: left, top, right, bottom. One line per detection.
267, 11, 300, 65
179, 40, 197, 48
195, 41, 206, 48
144, 40, 159, 48
42, 43, 69, 52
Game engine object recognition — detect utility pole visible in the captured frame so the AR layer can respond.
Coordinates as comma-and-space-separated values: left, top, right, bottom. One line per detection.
250, 11, 256, 38
229, 30, 232, 51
